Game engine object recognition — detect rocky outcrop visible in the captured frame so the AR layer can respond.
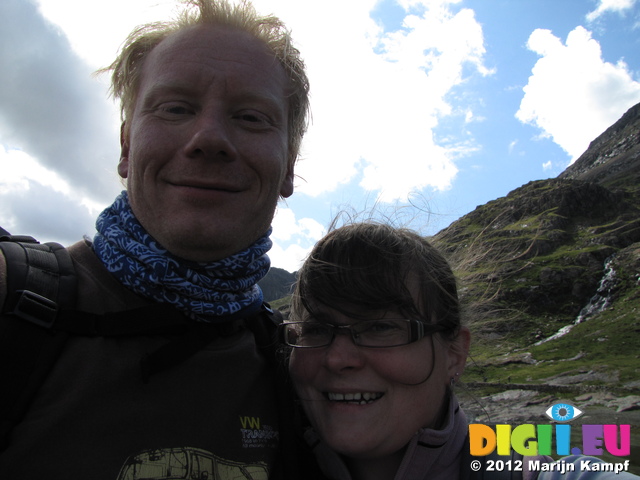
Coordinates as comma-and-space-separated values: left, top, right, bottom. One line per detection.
560, 102, 640, 187
461, 389, 640, 425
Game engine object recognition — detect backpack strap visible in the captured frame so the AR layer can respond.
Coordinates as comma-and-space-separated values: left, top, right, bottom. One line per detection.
0, 231, 77, 451
0, 235, 76, 326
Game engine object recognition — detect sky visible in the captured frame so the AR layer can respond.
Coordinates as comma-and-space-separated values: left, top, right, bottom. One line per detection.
1, 0, 639, 272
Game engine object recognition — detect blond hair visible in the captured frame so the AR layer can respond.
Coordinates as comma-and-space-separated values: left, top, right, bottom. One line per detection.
101, 0, 309, 164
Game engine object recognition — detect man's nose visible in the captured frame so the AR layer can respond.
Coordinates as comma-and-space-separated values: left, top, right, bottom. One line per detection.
323, 330, 365, 372
184, 113, 237, 161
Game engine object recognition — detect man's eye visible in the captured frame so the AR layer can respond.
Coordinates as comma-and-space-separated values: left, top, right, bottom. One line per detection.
156, 103, 193, 116
239, 114, 261, 122
163, 106, 190, 115
234, 111, 272, 127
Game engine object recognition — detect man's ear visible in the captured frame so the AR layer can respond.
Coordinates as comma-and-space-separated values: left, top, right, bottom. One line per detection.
279, 160, 295, 198
118, 122, 130, 179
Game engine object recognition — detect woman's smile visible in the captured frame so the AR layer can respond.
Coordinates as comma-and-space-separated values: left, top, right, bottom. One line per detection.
325, 392, 385, 405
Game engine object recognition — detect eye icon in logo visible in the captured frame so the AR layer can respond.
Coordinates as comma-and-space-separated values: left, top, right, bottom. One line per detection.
545, 403, 584, 422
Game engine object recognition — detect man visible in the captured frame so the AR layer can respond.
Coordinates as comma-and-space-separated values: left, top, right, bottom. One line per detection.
0, 1, 313, 478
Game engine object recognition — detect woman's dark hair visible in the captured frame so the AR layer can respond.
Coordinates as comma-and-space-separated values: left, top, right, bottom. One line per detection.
291, 222, 461, 340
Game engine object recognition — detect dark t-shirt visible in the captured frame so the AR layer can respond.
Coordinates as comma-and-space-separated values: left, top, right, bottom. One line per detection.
0, 240, 280, 480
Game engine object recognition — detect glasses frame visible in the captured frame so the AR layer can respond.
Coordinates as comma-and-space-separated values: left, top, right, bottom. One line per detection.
280, 318, 446, 348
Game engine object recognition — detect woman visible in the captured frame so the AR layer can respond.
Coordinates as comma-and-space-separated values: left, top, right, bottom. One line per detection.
284, 223, 470, 480
282, 223, 638, 480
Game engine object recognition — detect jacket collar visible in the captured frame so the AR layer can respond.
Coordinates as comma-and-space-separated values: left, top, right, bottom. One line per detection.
305, 395, 468, 480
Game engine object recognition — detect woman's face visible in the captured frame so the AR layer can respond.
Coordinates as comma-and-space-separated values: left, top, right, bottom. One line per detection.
288, 305, 468, 460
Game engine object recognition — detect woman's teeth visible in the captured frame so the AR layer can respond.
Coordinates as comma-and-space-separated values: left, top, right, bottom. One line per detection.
326, 392, 383, 405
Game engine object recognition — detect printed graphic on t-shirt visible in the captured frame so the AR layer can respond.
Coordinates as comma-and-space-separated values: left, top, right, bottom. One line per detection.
116, 447, 268, 480
239, 415, 279, 449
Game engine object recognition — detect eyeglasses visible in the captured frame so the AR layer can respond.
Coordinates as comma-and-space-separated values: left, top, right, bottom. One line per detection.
280, 318, 446, 348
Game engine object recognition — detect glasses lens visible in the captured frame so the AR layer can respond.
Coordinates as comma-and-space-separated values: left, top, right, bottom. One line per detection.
283, 319, 439, 348
353, 319, 413, 347
284, 322, 332, 347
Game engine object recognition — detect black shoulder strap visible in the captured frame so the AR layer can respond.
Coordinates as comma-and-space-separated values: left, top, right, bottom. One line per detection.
0, 232, 76, 325
245, 302, 282, 353
0, 230, 77, 451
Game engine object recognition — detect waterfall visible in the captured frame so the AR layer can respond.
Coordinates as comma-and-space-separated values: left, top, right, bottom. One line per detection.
534, 255, 617, 346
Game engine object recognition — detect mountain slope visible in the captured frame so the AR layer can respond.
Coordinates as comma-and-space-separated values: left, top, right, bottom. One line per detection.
433, 102, 640, 389
258, 267, 296, 303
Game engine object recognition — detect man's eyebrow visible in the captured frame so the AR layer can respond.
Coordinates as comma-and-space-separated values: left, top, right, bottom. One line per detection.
142, 83, 195, 102
236, 91, 288, 113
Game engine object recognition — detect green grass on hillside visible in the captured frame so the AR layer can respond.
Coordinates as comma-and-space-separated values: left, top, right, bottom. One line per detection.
466, 285, 640, 389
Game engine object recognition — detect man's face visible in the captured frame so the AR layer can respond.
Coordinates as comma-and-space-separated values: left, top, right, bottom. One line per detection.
118, 25, 294, 261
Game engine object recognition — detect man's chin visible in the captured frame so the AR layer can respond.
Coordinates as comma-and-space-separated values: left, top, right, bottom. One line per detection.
160, 227, 268, 263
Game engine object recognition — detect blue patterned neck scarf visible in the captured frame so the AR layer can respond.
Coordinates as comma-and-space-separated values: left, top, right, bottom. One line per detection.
93, 191, 270, 322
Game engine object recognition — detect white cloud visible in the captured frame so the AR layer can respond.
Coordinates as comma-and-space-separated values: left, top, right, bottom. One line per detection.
0, 145, 104, 243
0, 0, 123, 249
271, 207, 325, 242
0, 0, 122, 205
516, 26, 640, 161
269, 206, 326, 272
268, 242, 310, 274
35, 0, 178, 69
254, 0, 491, 202
586, 0, 637, 22
1, 146, 70, 195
